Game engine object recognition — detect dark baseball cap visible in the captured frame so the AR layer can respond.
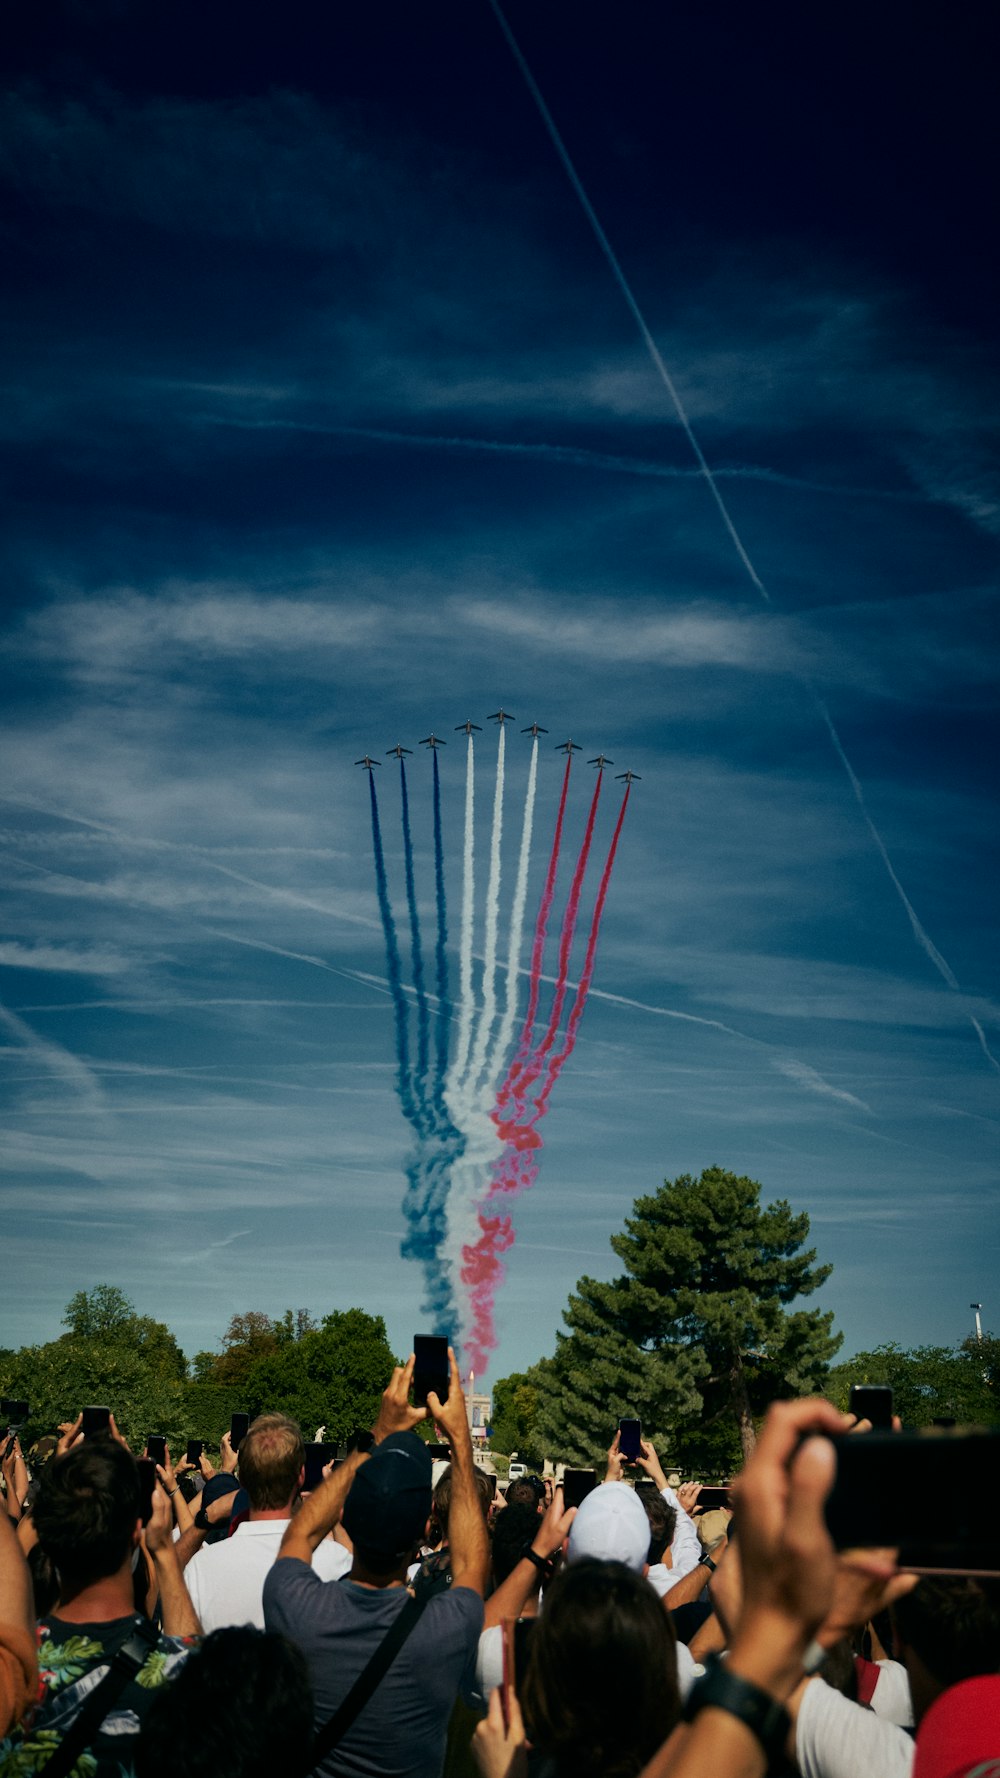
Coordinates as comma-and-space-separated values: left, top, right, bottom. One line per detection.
342, 1432, 433, 1560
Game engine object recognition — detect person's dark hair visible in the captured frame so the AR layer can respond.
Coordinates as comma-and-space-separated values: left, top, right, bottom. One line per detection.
432, 1465, 492, 1534
893, 1576, 1000, 1689
505, 1478, 542, 1511
491, 1503, 545, 1584
33, 1440, 140, 1593
636, 1490, 676, 1565
521, 1558, 681, 1778
237, 1414, 304, 1511
135, 1627, 313, 1778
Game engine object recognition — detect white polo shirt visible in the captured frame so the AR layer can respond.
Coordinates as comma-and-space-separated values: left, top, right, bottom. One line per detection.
184, 1520, 351, 1633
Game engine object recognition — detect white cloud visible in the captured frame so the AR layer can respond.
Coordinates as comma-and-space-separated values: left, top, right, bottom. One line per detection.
0, 940, 131, 975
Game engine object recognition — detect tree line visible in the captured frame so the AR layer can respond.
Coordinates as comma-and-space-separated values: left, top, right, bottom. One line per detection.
3, 1170, 995, 1467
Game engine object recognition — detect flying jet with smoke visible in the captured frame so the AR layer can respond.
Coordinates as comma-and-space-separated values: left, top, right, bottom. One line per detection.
355, 755, 380, 770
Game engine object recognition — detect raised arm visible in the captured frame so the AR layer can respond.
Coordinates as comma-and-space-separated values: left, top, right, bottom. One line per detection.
142, 1483, 202, 1639
0, 1501, 37, 1733
277, 1451, 368, 1565
427, 1348, 489, 1598
483, 1486, 576, 1628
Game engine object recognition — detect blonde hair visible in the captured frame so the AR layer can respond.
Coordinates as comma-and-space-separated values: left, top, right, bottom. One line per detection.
237, 1414, 304, 1509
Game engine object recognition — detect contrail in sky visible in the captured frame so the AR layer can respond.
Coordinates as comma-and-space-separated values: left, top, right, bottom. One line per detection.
398, 756, 431, 1102
431, 748, 451, 1105
487, 0, 993, 1074
447, 734, 477, 1095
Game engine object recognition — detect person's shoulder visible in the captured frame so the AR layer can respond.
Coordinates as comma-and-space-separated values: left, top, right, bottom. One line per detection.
425, 1585, 484, 1632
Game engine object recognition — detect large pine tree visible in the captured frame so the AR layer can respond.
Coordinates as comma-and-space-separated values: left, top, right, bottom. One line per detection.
530, 1166, 840, 1467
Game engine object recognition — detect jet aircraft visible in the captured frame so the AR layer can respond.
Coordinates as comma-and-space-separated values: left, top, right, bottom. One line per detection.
420, 734, 446, 748
589, 753, 614, 769
355, 755, 380, 771
455, 719, 483, 735
386, 743, 412, 759
555, 739, 582, 754
488, 708, 515, 725
615, 769, 641, 784
522, 722, 548, 737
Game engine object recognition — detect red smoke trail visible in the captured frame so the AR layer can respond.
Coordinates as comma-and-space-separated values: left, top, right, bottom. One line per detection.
494, 755, 571, 1123
462, 782, 631, 1370
494, 769, 602, 1139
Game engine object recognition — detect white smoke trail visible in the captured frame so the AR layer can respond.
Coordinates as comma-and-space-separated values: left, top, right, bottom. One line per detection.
488, 0, 991, 1075
484, 734, 538, 1096
971, 1017, 1000, 1076
445, 734, 477, 1105
464, 724, 506, 1098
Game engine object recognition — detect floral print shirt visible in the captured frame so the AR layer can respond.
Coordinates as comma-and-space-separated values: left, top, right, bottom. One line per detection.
0, 1614, 194, 1777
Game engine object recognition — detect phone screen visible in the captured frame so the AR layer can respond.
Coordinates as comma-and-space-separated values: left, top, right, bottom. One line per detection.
146, 1435, 167, 1468
618, 1418, 641, 1461
825, 1429, 1000, 1570
137, 1458, 157, 1526
186, 1438, 205, 1467
303, 1442, 338, 1489
695, 1485, 732, 1510
2, 1400, 29, 1425
562, 1468, 598, 1510
412, 1335, 450, 1408
230, 1412, 251, 1451
849, 1385, 893, 1430
82, 1405, 111, 1437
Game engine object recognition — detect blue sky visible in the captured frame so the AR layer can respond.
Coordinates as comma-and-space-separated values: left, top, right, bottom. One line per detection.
1, 0, 997, 1382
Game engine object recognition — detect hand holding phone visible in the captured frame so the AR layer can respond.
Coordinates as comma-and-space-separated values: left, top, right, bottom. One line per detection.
412, 1335, 450, 1408
849, 1385, 894, 1431
618, 1418, 641, 1462
82, 1405, 111, 1438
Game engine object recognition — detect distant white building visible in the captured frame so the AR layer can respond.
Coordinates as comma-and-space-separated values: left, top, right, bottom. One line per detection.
467, 1388, 491, 1442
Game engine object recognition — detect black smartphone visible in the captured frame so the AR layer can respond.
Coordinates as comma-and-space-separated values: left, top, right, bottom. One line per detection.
230, 1412, 251, 1452
82, 1405, 111, 1437
186, 1438, 205, 1467
146, 1435, 167, 1468
695, 1485, 732, 1510
424, 1443, 451, 1460
2, 1400, 29, 1426
824, 1429, 1000, 1570
344, 1429, 375, 1455
849, 1384, 893, 1430
303, 1442, 338, 1489
562, 1468, 598, 1510
483, 1472, 498, 1501
412, 1335, 450, 1408
137, 1457, 157, 1526
618, 1418, 641, 1461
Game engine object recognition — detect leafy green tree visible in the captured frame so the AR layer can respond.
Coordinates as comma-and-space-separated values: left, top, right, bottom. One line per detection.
244, 1309, 397, 1442
533, 1167, 840, 1468
61, 1285, 187, 1381
0, 1338, 187, 1451
195, 1308, 318, 1385
489, 1372, 544, 1468
826, 1336, 998, 1426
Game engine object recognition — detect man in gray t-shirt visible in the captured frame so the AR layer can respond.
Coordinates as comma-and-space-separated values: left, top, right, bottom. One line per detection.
263, 1349, 488, 1778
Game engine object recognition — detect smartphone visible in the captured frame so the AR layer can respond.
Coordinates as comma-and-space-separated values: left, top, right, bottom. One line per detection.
137, 1457, 157, 1526
849, 1385, 893, 1430
82, 1405, 111, 1437
483, 1472, 498, 1501
824, 1429, 1000, 1570
186, 1438, 205, 1467
423, 1443, 452, 1460
412, 1335, 450, 1408
344, 1429, 375, 1455
230, 1412, 251, 1452
618, 1418, 642, 1461
695, 1485, 732, 1510
2, 1400, 29, 1426
146, 1435, 167, 1468
501, 1616, 516, 1731
303, 1442, 338, 1489
562, 1468, 598, 1510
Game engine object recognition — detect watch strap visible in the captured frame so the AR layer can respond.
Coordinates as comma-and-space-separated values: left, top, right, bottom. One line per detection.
683, 1656, 790, 1763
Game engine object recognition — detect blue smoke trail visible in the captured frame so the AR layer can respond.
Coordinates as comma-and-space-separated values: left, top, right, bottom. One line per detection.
432, 748, 451, 1104
399, 758, 432, 1119
369, 771, 455, 1331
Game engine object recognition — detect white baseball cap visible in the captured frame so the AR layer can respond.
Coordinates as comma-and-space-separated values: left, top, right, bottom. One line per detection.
566, 1481, 649, 1572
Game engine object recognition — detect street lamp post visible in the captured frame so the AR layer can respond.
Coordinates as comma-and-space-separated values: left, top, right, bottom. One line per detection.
971, 1302, 984, 1343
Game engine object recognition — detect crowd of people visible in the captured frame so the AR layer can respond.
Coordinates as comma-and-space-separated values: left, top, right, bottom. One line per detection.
0, 1349, 997, 1778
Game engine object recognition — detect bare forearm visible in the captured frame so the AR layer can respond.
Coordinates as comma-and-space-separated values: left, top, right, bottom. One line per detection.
152, 1547, 202, 1637
278, 1452, 366, 1562
0, 1509, 33, 1638
173, 1524, 208, 1571
483, 1557, 541, 1628
446, 1438, 489, 1595
639, 1714, 765, 1778
664, 1564, 711, 1611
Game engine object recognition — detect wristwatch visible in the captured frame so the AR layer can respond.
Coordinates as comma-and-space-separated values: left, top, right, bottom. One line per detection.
683, 1656, 790, 1764
698, 1552, 716, 1571
524, 1548, 556, 1580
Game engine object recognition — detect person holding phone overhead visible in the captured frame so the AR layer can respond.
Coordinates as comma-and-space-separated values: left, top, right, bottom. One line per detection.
182, 1414, 350, 1634
265, 1347, 489, 1778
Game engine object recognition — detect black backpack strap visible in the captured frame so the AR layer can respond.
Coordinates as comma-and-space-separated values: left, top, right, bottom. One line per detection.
34, 1615, 160, 1778
311, 1592, 428, 1767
